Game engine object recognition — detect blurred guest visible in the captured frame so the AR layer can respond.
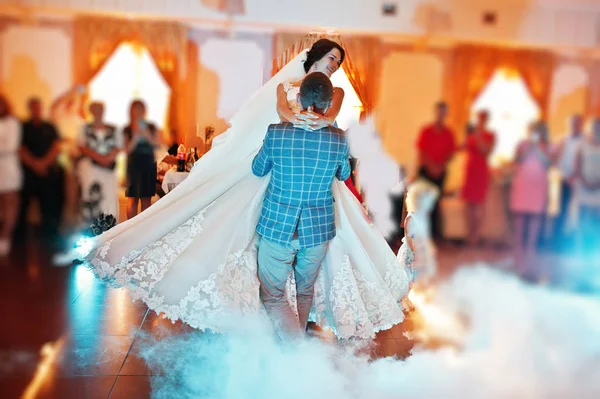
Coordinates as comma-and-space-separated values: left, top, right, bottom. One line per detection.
462, 110, 495, 246
123, 100, 160, 219
165, 128, 179, 157
0, 95, 22, 256
416, 101, 456, 241
389, 166, 408, 250
156, 129, 179, 198
397, 179, 440, 285
464, 123, 475, 137
51, 85, 86, 229
553, 114, 584, 250
159, 128, 179, 169
510, 121, 552, 272
574, 119, 600, 256
15, 98, 65, 249
78, 102, 122, 225
50, 85, 86, 143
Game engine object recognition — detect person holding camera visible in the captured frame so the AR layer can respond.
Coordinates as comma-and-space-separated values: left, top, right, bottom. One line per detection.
123, 100, 160, 219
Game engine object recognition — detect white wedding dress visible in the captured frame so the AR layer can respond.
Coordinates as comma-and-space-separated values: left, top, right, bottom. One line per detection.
84, 50, 411, 339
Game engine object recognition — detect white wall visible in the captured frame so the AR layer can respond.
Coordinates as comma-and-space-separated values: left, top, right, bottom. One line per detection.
0, 22, 72, 118
190, 30, 271, 151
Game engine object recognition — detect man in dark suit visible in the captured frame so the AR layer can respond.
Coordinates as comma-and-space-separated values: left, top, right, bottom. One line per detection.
15, 97, 65, 250
252, 72, 351, 337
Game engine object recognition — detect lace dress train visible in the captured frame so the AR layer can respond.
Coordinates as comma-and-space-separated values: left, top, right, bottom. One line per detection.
85, 50, 411, 339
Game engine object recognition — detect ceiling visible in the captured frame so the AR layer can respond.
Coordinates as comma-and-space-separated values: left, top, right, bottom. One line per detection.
1, 0, 600, 51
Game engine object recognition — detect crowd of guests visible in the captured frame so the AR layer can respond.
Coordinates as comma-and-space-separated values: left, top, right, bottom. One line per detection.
0, 91, 167, 256
2, 87, 599, 268
414, 101, 600, 275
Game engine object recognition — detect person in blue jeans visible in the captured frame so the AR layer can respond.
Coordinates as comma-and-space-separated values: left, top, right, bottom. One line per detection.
252, 72, 351, 338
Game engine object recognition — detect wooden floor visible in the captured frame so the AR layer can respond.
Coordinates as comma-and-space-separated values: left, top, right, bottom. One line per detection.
0, 236, 519, 399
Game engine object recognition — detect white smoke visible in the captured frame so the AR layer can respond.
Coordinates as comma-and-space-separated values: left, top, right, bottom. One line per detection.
138, 265, 600, 399
346, 116, 403, 238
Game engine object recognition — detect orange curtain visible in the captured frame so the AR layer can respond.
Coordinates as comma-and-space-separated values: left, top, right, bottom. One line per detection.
272, 33, 382, 117
73, 17, 189, 139
586, 60, 600, 118
181, 40, 200, 148
449, 45, 556, 135
341, 36, 382, 117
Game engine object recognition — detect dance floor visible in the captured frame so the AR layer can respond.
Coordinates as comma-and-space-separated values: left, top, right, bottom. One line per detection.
0, 239, 511, 399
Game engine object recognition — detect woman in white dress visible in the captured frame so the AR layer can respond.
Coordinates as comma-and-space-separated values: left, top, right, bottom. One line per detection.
0, 95, 22, 256
396, 179, 439, 285
80, 42, 411, 339
78, 102, 122, 225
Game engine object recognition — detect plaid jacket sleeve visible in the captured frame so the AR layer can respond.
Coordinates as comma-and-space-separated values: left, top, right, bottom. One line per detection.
336, 141, 352, 181
252, 127, 273, 177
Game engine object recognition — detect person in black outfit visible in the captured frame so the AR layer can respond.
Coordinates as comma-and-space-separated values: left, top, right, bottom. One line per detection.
15, 97, 65, 249
123, 100, 160, 219
156, 128, 179, 198
166, 128, 179, 157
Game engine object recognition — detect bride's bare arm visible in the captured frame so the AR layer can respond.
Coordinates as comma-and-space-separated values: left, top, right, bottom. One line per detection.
276, 83, 302, 125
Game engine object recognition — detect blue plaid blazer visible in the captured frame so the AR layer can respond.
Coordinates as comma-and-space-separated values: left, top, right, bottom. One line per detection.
252, 122, 351, 248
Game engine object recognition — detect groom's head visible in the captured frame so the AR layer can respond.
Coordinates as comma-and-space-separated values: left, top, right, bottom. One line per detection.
297, 72, 333, 115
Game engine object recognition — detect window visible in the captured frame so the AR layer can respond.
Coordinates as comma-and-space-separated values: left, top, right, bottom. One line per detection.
88, 42, 171, 130
330, 67, 363, 130
471, 68, 540, 167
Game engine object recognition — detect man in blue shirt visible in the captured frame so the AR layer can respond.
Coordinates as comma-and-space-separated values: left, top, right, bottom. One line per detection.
252, 72, 351, 337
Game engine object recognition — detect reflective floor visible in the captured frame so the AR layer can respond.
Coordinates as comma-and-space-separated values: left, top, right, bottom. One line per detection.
0, 238, 510, 399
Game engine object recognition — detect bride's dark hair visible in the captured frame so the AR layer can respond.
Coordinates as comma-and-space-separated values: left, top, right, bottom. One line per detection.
303, 39, 345, 73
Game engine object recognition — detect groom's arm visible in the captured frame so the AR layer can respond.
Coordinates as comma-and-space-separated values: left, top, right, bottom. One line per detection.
335, 142, 352, 181
252, 128, 273, 177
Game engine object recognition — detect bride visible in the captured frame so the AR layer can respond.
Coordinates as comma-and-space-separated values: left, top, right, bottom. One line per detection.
82, 39, 411, 339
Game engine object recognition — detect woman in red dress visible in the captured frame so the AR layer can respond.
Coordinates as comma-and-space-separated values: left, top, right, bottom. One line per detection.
462, 110, 495, 245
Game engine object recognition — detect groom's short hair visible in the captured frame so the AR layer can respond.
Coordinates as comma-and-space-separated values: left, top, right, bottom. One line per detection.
299, 72, 333, 113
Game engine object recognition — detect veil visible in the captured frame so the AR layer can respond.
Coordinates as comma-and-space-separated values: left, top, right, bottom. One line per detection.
76, 48, 410, 339
81, 50, 309, 254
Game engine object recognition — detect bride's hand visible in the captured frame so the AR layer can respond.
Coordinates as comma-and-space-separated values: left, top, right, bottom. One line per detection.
292, 112, 318, 131
288, 113, 307, 127
296, 111, 331, 131
309, 115, 332, 130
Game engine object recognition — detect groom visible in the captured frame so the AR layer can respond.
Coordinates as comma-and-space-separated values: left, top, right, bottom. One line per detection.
252, 72, 351, 337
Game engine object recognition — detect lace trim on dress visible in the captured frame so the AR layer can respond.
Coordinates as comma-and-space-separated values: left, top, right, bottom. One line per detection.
325, 255, 407, 339
145, 247, 262, 331
90, 201, 214, 289
87, 200, 409, 338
